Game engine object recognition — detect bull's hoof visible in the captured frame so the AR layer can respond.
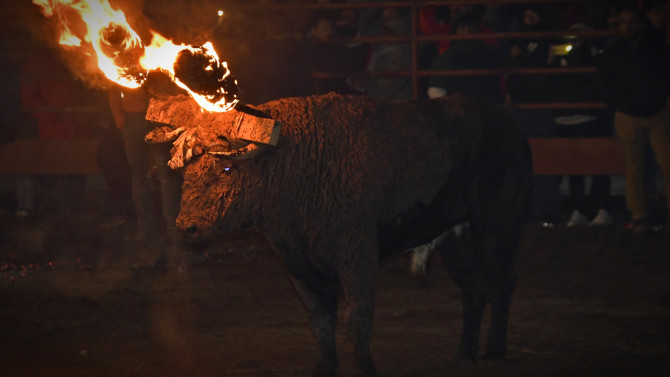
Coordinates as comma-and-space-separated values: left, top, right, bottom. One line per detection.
313, 359, 338, 377
456, 348, 478, 364
483, 342, 507, 360
312, 366, 338, 377
353, 366, 377, 377
456, 355, 478, 364
354, 353, 377, 377
483, 350, 507, 361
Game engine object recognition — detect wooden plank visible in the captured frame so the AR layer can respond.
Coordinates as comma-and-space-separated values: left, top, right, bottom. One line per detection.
0, 139, 100, 175
145, 95, 280, 146
232, 112, 280, 146
529, 138, 625, 175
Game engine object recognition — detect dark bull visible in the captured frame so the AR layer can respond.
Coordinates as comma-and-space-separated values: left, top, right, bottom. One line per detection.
147, 93, 533, 376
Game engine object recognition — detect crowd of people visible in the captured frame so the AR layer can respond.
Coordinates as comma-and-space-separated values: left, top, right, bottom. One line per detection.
0, 0, 668, 243
213, 0, 668, 232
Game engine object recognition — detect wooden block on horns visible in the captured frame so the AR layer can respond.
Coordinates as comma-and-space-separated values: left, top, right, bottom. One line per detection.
145, 95, 280, 146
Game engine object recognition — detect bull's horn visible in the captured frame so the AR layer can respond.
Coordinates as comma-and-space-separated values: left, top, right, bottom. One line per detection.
146, 126, 185, 144
208, 142, 265, 160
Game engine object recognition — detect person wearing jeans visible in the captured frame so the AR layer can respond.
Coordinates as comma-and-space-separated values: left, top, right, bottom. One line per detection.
597, 4, 670, 233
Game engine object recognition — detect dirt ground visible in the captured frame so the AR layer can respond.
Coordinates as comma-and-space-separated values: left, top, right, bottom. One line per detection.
1, 193, 669, 377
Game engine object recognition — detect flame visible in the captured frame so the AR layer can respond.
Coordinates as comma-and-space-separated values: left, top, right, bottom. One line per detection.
33, 0, 239, 111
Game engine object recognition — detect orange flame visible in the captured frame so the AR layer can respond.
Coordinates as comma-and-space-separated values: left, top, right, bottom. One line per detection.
33, 0, 239, 112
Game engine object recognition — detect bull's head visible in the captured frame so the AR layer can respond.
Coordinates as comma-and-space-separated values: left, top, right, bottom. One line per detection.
145, 95, 280, 237
175, 153, 246, 238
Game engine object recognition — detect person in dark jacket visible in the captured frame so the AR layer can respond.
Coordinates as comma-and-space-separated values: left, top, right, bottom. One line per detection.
597, 4, 670, 233
427, 14, 506, 103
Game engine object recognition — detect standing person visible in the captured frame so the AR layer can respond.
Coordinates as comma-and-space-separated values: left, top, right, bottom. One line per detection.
95, 107, 133, 228
352, 7, 412, 100
21, 46, 93, 217
550, 23, 615, 227
597, 4, 670, 234
506, 4, 562, 227
108, 85, 182, 257
427, 14, 506, 103
0, 44, 35, 217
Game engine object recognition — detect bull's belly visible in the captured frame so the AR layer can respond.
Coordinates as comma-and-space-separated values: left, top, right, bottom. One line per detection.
377, 196, 467, 260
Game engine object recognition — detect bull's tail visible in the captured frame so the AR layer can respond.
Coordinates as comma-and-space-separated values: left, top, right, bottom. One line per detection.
409, 222, 468, 277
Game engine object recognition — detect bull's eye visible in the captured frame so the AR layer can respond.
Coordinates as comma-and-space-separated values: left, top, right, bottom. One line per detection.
222, 164, 236, 173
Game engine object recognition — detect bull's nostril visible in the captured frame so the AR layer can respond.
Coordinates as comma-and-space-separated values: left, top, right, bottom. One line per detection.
185, 225, 198, 235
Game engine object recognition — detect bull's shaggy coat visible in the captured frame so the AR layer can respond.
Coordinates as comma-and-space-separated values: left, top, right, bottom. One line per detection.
156, 93, 532, 376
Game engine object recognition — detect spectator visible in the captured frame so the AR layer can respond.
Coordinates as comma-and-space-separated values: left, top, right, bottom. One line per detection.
642, 0, 667, 43
20, 46, 93, 217
351, 7, 412, 100
418, 6, 456, 57
335, 8, 360, 39
0, 44, 32, 217
481, 4, 520, 33
506, 4, 562, 227
94, 106, 133, 228
306, 15, 365, 95
427, 14, 506, 103
507, 4, 556, 81
596, 4, 670, 234
418, 5, 506, 100
108, 85, 183, 258
549, 23, 615, 227
641, 0, 668, 218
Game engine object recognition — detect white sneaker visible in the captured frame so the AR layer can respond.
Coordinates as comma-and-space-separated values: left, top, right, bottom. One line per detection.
566, 210, 588, 227
589, 209, 614, 227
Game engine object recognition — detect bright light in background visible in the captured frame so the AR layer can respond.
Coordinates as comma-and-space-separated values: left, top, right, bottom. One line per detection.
217, 10, 224, 17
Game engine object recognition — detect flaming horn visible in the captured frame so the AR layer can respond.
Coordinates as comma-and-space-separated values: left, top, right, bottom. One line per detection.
33, 0, 239, 112
34, 0, 279, 165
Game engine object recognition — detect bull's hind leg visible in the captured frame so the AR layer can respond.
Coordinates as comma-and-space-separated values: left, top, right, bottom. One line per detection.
439, 230, 488, 361
290, 277, 339, 377
484, 230, 520, 360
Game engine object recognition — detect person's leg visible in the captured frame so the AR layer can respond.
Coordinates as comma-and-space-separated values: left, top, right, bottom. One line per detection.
589, 175, 611, 213
152, 143, 182, 237
152, 143, 185, 268
15, 175, 37, 215
647, 109, 670, 225
121, 112, 156, 238
615, 112, 648, 222
568, 174, 585, 212
515, 109, 560, 224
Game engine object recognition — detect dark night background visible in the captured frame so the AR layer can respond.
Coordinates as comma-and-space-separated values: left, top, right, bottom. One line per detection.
0, 1, 669, 376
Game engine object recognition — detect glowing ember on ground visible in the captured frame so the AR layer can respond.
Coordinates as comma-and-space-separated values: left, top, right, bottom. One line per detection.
33, 0, 239, 112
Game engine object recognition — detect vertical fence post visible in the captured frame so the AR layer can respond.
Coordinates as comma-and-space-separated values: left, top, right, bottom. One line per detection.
411, 0, 419, 100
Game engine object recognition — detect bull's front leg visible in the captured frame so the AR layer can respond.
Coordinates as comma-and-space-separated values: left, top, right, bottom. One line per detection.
289, 277, 339, 377
340, 249, 378, 377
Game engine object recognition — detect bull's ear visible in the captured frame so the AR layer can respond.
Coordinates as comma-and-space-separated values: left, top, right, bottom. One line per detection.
145, 124, 185, 144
